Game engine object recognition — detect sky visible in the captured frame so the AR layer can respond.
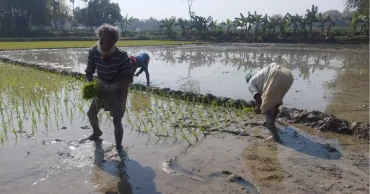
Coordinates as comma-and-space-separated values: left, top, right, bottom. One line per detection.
69, 0, 347, 21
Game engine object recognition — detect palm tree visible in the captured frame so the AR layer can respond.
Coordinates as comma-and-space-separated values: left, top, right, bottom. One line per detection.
305, 5, 319, 36
221, 19, 232, 34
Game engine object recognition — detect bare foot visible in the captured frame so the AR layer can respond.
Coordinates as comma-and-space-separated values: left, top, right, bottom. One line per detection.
264, 136, 284, 144
88, 130, 103, 140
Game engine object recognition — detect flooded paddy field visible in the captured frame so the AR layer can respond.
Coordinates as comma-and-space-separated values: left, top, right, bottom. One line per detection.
0, 43, 368, 122
0, 43, 369, 194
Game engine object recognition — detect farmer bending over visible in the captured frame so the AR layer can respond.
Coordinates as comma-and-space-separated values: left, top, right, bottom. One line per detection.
130, 52, 150, 86
246, 63, 294, 143
85, 24, 133, 150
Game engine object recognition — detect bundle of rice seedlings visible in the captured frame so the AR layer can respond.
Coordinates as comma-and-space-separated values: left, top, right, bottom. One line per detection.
82, 81, 99, 100
243, 107, 255, 112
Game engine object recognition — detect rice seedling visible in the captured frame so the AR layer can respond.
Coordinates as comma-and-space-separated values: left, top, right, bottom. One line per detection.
2, 120, 7, 138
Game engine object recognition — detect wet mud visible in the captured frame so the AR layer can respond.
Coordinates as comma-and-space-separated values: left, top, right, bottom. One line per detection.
0, 44, 369, 193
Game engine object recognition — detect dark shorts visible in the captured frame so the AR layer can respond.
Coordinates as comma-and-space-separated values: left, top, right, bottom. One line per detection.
110, 88, 128, 118
93, 88, 128, 118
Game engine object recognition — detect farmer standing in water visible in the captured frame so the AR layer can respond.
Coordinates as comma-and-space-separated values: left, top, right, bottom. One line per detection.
246, 62, 294, 143
130, 52, 150, 86
85, 24, 133, 150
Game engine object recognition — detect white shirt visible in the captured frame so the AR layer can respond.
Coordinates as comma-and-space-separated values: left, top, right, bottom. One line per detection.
248, 62, 281, 97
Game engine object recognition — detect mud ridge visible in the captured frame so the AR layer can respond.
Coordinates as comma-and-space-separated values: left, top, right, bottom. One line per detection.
1, 57, 369, 140
278, 107, 369, 140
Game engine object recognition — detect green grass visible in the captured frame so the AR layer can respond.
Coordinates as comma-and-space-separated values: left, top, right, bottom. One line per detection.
0, 40, 205, 50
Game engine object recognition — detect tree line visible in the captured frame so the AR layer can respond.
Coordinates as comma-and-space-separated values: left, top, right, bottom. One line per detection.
0, 0, 368, 40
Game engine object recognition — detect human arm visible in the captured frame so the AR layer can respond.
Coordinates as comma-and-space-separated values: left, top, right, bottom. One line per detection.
248, 75, 263, 114
135, 68, 144, 76
115, 52, 134, 89
85, 48, 96, 82
144, 68, 150, 86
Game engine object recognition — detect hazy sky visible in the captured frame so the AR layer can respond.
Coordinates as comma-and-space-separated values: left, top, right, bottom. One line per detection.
69, 0, 347, 21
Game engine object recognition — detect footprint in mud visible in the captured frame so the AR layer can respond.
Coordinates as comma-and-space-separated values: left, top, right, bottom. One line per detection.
162, 159, 260, 194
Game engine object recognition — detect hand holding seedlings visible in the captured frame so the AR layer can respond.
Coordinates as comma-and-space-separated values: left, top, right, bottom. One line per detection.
102, 83, 118, 93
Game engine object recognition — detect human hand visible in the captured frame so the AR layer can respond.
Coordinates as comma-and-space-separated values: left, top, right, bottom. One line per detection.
102, 84, 118, 93
86, 73, 93, 83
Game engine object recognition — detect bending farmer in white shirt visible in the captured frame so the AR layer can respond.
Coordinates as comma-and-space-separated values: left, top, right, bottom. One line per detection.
246, 63, 294, 143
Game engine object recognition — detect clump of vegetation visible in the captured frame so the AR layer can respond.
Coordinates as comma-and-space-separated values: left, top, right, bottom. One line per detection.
82, 81, 98, 100
244, 107, 255, 112
1, 62, 259, 145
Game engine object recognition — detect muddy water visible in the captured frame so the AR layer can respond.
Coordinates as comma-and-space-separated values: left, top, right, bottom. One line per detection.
0, 43, 368, 122
1, 116, 368, 194
0, 64, 369, 194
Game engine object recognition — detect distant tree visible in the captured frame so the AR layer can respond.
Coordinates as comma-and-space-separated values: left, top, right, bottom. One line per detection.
321, 10, 343, 18
79, 0, 122, 31
345, 0, 369, 16
0, 0, 52, 35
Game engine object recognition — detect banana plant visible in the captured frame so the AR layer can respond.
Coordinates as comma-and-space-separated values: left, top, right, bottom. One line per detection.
260, 14, 269, 36
278, 15, 289, 37
208, 20, 218, 31
286, 13, 300, 37
116, 14, 133, 35
232, 19, 241, 33
297, 15, 308, 36
325, 16, 336, 37
248, 11, 262, 36
305, 5, 319, 36
175, 18, 189, 35
268, 16, 279, 37
221, 18, 232, 34
317, 13, 332, 34
158, 16, 177, 37
187, 15, 213, 32
235, 13, 253, 36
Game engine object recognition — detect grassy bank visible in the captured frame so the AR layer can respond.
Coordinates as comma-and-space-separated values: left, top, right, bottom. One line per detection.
0, 40, 205, 50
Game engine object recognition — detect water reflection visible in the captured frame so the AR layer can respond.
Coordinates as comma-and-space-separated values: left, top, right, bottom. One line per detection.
91, 140, 160, 194
0, 44, 368, 121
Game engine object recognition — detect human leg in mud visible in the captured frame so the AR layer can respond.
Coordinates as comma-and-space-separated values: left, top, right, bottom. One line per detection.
87, 99, 103, 140
253, 93, 282, 143
110, 89, 128, 150
260, 68, 293, 143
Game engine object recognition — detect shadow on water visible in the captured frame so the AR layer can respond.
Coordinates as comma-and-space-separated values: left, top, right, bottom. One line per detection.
278, 125, 342, 160
93, 139, 161, 194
